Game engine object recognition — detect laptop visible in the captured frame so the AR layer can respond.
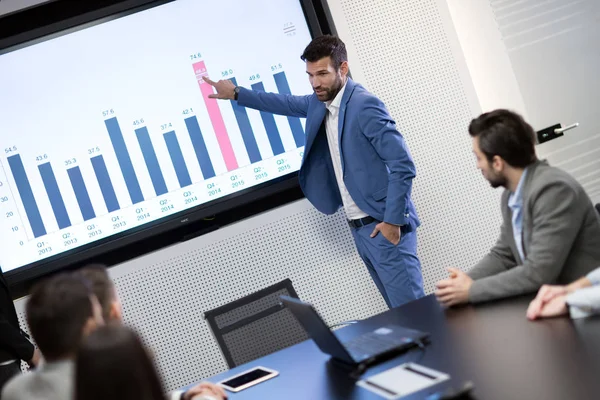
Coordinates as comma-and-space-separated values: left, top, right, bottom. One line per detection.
280, 296, 429, 366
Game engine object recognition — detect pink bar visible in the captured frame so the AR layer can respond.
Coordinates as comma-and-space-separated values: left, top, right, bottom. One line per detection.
192, 61, 238, 171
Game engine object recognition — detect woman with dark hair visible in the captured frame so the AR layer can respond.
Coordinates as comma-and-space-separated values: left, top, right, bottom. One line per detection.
75, 325, 226, 400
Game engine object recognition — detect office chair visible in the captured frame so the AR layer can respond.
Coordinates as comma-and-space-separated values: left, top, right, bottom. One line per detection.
204, 278, 309, 368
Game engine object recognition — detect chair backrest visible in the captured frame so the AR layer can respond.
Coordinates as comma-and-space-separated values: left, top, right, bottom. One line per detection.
204, 278, 309, 368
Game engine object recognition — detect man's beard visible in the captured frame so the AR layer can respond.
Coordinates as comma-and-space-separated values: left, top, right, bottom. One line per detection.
487, 173, 507, 189
316, 75, 343, 102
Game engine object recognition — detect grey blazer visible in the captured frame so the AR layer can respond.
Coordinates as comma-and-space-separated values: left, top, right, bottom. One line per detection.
468, 160, 600, 303
1, 360, 73, 400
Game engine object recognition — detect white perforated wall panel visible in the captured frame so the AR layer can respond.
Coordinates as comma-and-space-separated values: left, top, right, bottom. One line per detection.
14, 0, 505, 392
109, 200, 389, 390
327, 0, 502, 289
16, 199, 387, 390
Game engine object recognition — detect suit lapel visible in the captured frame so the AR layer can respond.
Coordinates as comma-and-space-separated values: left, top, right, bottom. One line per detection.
503, 193, 522, 265
302, 102, 327, 160
337, 79, 356, 172
337, 79, 356, 142
519, 161, 544, 260
302, 80, 357, 164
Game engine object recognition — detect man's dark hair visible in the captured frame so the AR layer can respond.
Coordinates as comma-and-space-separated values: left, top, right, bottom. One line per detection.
300, 35, 347, 70
75, 325, 164, 400
468, 109, 537, 168
76, 264, 115, 321
26, 273, 94, 361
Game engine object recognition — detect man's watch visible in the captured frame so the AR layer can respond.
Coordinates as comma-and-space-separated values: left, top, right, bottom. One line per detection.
233, 86, 241, 100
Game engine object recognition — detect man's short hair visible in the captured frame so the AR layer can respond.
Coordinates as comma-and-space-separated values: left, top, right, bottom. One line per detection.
300, 35, 347, 70
468, 109, 537, 168
26, 273, 94, 361
76, 264, 115, 321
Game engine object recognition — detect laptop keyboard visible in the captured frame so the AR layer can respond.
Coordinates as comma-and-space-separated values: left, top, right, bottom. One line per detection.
343, 331, 412, 360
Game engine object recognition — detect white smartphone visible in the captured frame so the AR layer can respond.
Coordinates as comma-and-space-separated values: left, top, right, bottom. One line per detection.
218, 366, 279, 392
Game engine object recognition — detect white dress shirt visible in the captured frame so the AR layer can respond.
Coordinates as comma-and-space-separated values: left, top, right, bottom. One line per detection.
324, 81, 368, 220
566, 267, 600, 319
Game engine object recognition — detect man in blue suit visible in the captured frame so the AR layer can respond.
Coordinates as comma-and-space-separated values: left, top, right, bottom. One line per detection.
205, 35, 423, 307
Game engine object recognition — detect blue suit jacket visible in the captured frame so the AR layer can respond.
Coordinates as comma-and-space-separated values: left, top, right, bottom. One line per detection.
238, 78, 420, 231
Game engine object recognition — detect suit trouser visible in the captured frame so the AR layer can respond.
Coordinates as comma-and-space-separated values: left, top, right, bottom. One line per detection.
0, 361, 21, 395
351, 221, 424, 308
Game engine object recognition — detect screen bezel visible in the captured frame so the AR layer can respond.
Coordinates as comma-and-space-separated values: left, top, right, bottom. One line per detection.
0, 0, 336, 289
218, 366, 279, 392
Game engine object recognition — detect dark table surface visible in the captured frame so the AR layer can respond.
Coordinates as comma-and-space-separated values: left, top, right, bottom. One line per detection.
203, 294, 600, 399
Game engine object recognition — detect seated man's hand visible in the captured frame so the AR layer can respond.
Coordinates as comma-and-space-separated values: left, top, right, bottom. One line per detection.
527, 294, 568, 320
28, 348, 42, 368
526, 284, 568, 320
183, 382, 227, 400
435, 268, 473, 307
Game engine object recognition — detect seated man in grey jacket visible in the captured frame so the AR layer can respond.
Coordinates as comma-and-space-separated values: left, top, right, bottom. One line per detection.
2, 273, 105, 400
435, 109, 600, 306
527, 267, 600, 320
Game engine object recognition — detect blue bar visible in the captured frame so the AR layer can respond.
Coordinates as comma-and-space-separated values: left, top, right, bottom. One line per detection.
163, 131, 192, 188
38, 162, 71, 229
67, 166, 96, 221
251, 81, 285, 156
184, 116, 215, 179
273, 71, 306, 148
90, 155, 120, 213
135, 127, 168, 196
6, 154, 46, 237
229, 77, 262, 163
104, 117, 144, 204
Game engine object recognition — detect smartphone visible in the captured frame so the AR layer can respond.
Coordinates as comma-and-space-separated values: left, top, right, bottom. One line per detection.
218, 366, 279, 392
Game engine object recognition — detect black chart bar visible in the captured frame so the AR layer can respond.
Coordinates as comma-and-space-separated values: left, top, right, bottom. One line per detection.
6, 154, 46, 237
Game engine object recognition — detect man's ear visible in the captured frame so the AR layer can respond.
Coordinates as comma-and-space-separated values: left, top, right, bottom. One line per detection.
339, 61, 349, 77
109, 300, 123, 322
82, 317, 98, 337
491, 155, 504, 173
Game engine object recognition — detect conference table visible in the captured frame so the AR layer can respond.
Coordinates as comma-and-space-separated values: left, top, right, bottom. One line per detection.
202, 294, 600, 399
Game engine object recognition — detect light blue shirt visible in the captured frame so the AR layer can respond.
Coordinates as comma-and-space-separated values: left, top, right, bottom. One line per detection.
508, 169, 528, 263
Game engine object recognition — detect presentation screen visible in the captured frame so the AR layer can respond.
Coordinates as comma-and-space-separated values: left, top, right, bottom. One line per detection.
0, 0, 314, 275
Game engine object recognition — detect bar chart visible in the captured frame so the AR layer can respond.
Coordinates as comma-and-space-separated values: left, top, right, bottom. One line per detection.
0, 0, 314, 273
0, 59, 307, 271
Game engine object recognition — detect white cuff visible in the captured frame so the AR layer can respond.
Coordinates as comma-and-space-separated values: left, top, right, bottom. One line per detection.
566, 286, 600, 319
587, 267, 600, 286
169, 390, 184, 400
